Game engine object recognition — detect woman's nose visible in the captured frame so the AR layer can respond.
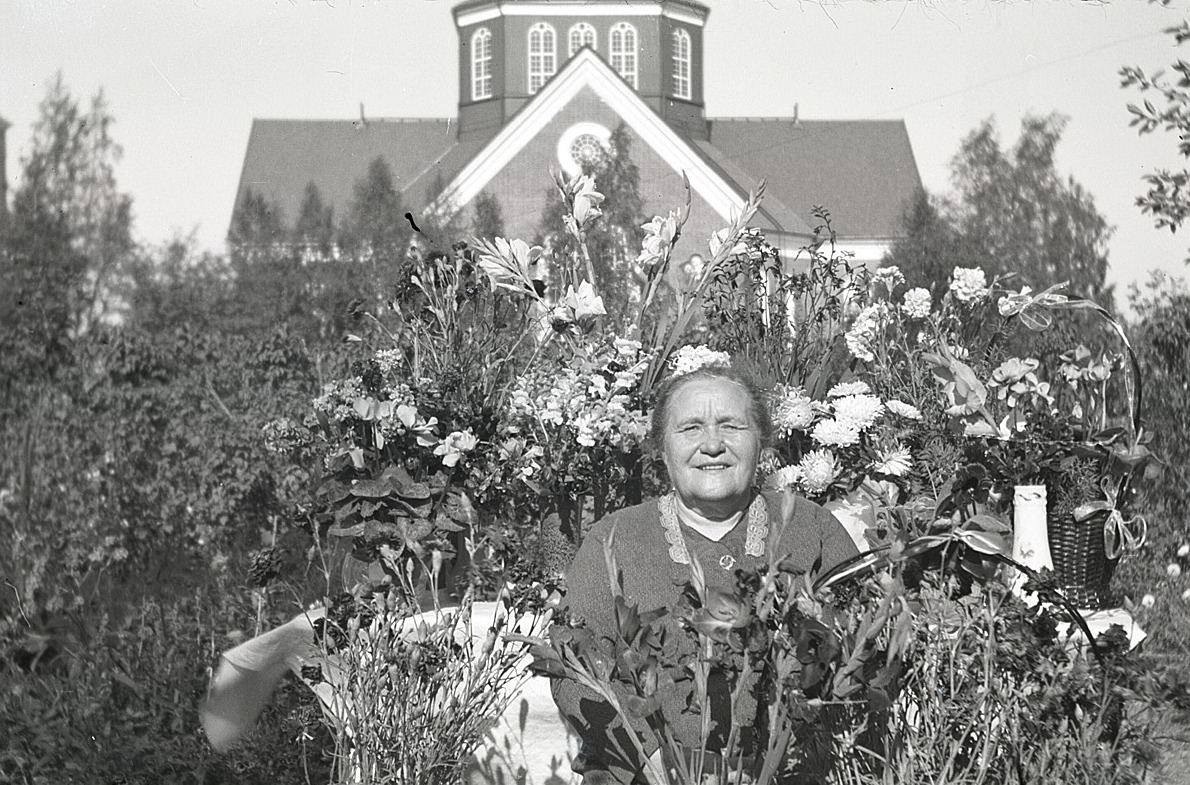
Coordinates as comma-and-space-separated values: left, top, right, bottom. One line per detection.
700, 427, 726, 453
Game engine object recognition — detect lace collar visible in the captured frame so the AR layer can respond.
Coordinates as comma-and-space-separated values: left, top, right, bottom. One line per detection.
659, 492, 768, 566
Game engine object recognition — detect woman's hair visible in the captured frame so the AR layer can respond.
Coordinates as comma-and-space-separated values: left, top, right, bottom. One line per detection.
648, 364, 775, 451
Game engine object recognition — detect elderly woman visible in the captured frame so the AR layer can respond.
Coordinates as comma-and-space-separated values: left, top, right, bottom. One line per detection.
551, 364, 859, 784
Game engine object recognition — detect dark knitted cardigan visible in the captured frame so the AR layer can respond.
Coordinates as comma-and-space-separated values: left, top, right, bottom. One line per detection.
551, 491, 860, 784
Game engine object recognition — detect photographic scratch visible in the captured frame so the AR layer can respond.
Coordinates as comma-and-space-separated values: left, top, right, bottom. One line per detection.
147, 56, 184, 99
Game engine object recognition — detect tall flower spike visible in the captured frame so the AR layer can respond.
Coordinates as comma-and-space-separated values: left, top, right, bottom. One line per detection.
471, 236, 544, 297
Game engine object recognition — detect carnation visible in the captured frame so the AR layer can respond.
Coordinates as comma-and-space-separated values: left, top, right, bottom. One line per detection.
871, 266, 905, 295
811, 418, 861, 447
798, 449, 839, 495
949, 267, 989, 305
832, 394, 884, 431
670, 344, 731, 378
844, 304, 886, 363
901, 287, 932, 319
885, 400, 922, 420
828, 380, 872, 398
773, 387, 815, 433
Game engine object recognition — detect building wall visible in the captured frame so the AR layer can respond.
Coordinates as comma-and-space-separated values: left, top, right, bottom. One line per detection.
474, 85, 729, 265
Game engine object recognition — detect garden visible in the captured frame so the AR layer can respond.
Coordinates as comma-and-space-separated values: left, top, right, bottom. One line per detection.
4, 67, 1190, 785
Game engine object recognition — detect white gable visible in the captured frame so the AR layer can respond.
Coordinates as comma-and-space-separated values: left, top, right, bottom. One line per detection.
431, 49, 746, 222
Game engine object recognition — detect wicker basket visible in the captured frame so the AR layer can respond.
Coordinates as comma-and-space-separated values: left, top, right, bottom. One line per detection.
1047, 511, 1118, 610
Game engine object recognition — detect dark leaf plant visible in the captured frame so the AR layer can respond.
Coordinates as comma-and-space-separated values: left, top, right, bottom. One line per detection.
519, 488, 1120, 785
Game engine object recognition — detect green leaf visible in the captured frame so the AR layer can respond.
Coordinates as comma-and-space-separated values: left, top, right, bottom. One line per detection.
327, 522, 366, 538
954, 529, 1008, 556
350, 478, 394, 498
964, 514, 1010, 533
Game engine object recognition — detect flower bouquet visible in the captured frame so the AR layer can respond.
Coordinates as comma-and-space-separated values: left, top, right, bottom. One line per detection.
845, 265, 1153, 608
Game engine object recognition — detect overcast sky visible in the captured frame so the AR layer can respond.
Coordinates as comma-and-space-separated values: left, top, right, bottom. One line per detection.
3, 0, 1189, 312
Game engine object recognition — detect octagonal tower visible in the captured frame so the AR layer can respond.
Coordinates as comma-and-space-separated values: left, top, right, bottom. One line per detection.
453, 0, 710, 140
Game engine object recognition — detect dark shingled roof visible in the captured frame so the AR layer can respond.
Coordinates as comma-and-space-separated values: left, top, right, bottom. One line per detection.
702, 119, 922, 240
233, 118, 499, 226
232, 113, 920, 243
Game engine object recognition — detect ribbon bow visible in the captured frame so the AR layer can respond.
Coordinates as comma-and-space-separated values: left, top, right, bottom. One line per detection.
1072, 476, 1147, 560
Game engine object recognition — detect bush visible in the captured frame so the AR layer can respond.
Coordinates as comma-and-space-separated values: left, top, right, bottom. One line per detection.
0, 588, 333, 784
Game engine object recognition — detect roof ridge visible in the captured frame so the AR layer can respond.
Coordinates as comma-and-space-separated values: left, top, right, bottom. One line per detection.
707, 116, 904, 123
252, 117, 454, 124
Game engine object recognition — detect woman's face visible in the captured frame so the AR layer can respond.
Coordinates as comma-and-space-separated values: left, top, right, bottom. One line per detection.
662, 377, 761, 520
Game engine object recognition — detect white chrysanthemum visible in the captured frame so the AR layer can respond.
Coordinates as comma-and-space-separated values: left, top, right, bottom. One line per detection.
773, 387, 815, 433
885, 400, 923, 420
832, 394, 885, 431
670, 344, 731, 377
901, 287, 932, 319
828, 380, 872, 398
798, 449, 839, 495
811, 418, 861, 447
872, 446, 913, 477
769, 464, 803, 490
949, 267, 989, 305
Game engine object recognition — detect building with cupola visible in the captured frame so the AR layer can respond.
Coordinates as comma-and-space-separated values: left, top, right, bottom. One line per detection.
233, 0, 921, 265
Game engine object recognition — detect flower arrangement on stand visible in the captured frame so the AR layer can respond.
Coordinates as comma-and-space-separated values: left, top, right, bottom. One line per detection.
841, 264, 1153, 609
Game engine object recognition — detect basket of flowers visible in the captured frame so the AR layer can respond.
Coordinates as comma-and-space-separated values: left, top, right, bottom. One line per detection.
839, 268, 1152, 609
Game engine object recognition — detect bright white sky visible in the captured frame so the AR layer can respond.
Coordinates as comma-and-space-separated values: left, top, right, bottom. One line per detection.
2, 0, 1189, 313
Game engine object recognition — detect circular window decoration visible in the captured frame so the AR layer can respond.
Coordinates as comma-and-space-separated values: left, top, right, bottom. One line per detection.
556, 122, 611, 176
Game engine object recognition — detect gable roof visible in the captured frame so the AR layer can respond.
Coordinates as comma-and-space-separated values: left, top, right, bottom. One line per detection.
701, 119, 922, 240
233, 118, 494, 225
431, 47, 752, 225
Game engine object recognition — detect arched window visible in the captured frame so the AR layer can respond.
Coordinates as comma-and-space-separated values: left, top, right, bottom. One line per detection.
471, 28, 493, 101
609, 22, 638, 89
672, 28, 691, 100
528, 22, 556, 94
568, 23, 596, 57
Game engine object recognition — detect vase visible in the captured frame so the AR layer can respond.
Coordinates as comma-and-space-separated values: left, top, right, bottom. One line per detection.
1010, 485, 1053, 599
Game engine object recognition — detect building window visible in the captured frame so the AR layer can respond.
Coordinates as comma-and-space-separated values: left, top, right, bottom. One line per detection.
609, 22, 638, 89
528, 22, 556, 94
471, 28, 492, 101
569, 23, 596, 57
672, 28, 691, 100
557, 122, 612, 176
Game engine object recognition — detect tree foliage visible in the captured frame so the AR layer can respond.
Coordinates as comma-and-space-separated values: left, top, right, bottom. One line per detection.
293, 181, 336, 253
122, 232, 234, 334
471, 189, 505, 240
338, 155, 411, 265
1121, 17, 1190, 262
536, 123, 646, 322
885, 114, 1112, 302
1, 74, 134, 360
